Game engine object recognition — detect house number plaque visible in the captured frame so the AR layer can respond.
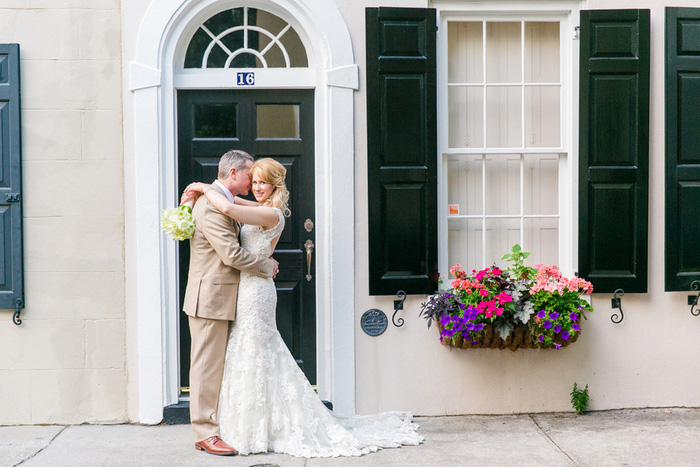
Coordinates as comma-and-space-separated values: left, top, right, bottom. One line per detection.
237, 72, 255, 86
360, 309, 388, 337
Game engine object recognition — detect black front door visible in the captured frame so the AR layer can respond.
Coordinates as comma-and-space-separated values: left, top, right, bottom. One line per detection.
177, 89, 316, 387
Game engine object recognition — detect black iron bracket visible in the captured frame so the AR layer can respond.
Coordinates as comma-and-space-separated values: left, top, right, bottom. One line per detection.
392, 290, 406, 327
13, 298, 23, 326
689, 281, 700, 317
611, 288, 624, 324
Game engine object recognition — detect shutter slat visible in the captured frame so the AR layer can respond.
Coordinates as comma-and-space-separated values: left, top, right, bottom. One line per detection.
579, 10, 650, 294
0, 44, 24, 312
366, 7, 438, 296
666, 7, 700, 291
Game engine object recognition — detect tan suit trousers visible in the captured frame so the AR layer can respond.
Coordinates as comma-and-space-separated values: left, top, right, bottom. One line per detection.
188, 315, 230, 441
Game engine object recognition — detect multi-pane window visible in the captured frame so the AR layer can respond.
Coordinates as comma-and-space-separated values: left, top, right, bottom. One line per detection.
444, 20, 566, 272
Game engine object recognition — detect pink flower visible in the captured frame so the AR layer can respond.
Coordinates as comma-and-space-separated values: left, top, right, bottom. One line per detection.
495, 291, 513, 304
492, 268, 502, 275
479, 289, 489, 297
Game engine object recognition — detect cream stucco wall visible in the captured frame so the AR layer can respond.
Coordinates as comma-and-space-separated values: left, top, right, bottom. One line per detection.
350, 0, 700, 415
0, 0, 126, 424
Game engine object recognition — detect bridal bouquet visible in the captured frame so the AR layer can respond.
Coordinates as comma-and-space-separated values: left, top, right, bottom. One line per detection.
161, 200, 195, 241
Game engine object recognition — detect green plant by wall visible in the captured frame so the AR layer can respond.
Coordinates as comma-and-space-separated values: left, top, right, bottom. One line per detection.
570, 382, 590, 415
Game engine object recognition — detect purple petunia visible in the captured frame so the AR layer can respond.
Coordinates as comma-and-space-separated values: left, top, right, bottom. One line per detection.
555, 343, 562, 349
537, 310, 546, 319
561, 331, 570, 340
539, 334, 544, 342
550, 311, 560, 320
466, 323, 475, 331
440, 314, 451, 326
474, 323, 485, 331
572, 323, 581, 331
569, 312, 578, 321
553, 324, 562, 333
543, 320, 552, 329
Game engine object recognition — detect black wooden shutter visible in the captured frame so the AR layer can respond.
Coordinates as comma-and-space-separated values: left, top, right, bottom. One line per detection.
0, 44, 24, 316
366, 7, 438, 296
665, 8, 700, 291
579, 10, 650, 294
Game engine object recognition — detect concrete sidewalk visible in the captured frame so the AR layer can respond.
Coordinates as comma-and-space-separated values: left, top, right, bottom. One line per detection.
2, 408, 699, 467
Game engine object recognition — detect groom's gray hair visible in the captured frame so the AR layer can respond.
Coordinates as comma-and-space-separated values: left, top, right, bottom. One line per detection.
218, 149, 254, 178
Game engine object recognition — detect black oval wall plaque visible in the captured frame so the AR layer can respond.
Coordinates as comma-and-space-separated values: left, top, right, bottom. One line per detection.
361, 309, 388, 336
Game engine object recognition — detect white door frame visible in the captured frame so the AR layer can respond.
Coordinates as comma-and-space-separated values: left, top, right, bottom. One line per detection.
128, 0, 358, 423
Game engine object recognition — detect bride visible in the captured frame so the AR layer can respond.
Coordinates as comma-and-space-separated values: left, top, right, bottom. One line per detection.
182, 157, 423, 458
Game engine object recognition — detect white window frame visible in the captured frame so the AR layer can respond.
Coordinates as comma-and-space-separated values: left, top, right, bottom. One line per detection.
435, 1, 581, 279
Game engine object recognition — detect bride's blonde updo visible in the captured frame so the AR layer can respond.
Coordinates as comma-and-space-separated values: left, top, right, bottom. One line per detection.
251, 158, 291, 217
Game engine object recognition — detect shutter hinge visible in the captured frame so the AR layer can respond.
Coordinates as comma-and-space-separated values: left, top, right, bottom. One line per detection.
5, 193, 20, 202
573, 26, 580, 40
13, 298, 24, 326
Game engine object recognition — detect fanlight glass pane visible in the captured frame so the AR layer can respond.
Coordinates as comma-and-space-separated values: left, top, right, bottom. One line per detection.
257, 105, 300, 138
194, 103, 237, 138
184, 7, 308, 69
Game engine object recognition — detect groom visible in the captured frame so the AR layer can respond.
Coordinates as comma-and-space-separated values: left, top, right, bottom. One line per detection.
183, 149, 278, 456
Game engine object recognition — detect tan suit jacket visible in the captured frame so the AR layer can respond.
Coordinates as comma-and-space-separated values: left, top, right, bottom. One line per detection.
183, 184, 274, 320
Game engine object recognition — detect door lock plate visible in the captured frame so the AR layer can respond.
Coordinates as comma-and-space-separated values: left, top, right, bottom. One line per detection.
304, 219, 314, 232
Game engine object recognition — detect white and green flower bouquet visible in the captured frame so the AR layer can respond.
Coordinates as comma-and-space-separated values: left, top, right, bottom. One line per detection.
161, 200, 195, 241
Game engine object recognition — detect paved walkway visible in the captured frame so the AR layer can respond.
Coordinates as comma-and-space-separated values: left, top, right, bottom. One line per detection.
2, 408, 699, 467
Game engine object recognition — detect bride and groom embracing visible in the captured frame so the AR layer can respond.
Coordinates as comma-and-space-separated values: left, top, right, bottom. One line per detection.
181, 149, 423, 458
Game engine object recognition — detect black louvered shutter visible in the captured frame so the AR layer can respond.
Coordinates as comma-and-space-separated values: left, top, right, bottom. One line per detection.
665, 8, 700, 291
366, 7, 438, 296
579, 10, 650, 294
0, 44, 23, 317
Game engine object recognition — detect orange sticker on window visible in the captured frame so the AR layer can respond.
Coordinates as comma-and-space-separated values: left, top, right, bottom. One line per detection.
448, 204, 460, 215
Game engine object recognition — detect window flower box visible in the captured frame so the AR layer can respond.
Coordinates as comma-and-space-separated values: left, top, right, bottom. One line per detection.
421, 245, 593, 351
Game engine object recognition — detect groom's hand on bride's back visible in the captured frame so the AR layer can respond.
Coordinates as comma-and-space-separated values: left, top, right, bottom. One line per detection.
270, 257, 279, 278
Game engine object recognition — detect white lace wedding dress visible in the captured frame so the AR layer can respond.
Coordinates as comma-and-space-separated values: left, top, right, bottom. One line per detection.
218, 208, 423, 457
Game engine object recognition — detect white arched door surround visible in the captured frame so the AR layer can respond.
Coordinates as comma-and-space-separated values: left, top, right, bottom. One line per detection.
128, 0, 358, 424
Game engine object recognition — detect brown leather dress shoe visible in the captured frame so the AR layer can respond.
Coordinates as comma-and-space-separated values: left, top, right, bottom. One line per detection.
194, 436, 238, 456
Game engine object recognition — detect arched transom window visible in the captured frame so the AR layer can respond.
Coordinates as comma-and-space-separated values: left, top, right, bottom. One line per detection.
185, 7, 309, 69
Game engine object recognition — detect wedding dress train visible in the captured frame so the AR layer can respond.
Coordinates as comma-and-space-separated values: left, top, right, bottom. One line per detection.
218, 208, 423, 457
